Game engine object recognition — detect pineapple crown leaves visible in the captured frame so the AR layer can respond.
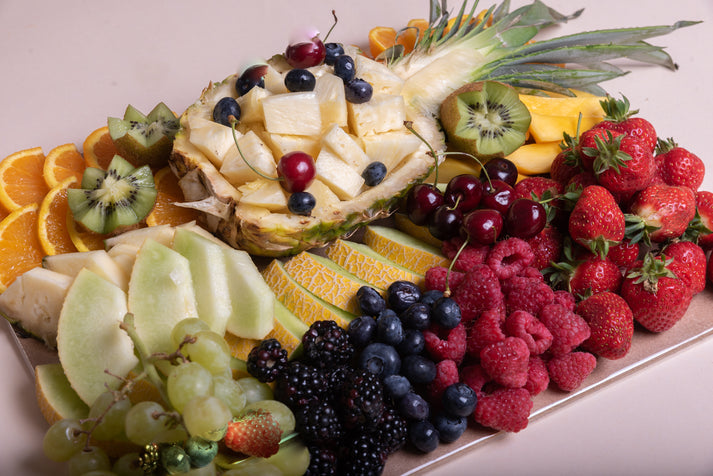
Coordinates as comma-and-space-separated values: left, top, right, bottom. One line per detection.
584, 131, 632, 176
599, 94, 638, 122
626, 252, 677, 293
624, 212, 660, 247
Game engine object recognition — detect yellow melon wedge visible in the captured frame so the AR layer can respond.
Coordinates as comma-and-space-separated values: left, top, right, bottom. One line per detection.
35, 363, 89, 425
506, 141, 562, 175
363, 225, 449, 276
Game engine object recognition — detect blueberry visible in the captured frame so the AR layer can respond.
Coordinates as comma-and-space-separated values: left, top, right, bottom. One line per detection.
333, 55, 356, 82
344, 78, 373, 104
401, 355, 437, 385
362, 161, 387, 187
432, 297, 462, 329
357, 286, 386, 316
359, 342, 401, 378
442, 382, 477, 417
387, 281, 422, 314
431, 412, 467, 443
287, 191, 316, 216
376, 310, 404, 346
347, 315, 377, 348
284, 68, 316, 92
408, 420, 439, 453
324, 42, 345, 65
400, 302, 431, 331
396, 329, 425, 356
399, 391, 430, 420
383, 374, 412, 402
420, 289, 444, 308
212, 97, 241, 126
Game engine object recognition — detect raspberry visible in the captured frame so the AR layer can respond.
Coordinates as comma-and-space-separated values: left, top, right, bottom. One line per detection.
538, 303, 591, 356
479, 337, 530, 388
466, 309, 506, 357
524, 356, 549, 396
424, 266, 465, 293
486, 238, 535, 281
459, 363, 490, 397
473, 387, 533, 432
547, 351, 597, 391
427, 358, 460, 403
552, 290, 576, 311
503, 310, 553, 355
452, 264, 505, 322
517, 265, 546, 280
442, 237, 489, 272
503, 275, 555, 316
422, 323, 467, 364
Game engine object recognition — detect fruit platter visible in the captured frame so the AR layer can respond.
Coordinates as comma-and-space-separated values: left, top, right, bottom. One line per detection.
2, 0, 713, 475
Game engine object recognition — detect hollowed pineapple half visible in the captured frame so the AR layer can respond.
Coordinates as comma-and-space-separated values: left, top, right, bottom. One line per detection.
170, 54, 444, 257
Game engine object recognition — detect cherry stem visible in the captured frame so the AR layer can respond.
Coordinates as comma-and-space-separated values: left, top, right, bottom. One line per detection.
324, 10, 338, 42
231, 120, 280, 183
404, 120, 440, 185
444, 238, 469, 297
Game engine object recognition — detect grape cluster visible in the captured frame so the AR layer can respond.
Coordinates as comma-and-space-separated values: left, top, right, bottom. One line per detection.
402, 157, 547, 244
42, 317, 298, 475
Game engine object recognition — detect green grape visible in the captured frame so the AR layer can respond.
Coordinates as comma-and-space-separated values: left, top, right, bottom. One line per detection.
167, 361, 214, 413
243, 399, 295, 435
42, 418, 87, 462
236, 377, 273, 404
182, 395, 231, 441
212, 375, 247, 416
264, 437, 311, 476
184, 331, 232, 375
222, 459, 282, 476
161, 444, 191, 475
67, 445, 111, 476
184, 436, 218, 468
171, 318, 210, 348
111, 452, 144, 476
124, 401, 186, 445
87, 391, 131, 441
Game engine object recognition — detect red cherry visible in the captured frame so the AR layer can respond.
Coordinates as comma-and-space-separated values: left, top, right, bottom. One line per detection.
277, 151, 316, 193
285, 37, 326, 68
481, 179, 515, 215
505, 198, 547, 239
428, 205, 463, 241
444, 174, 482, 213
482, 158, 518, 187
405, 184, 444, 226
461, 208, 503, 245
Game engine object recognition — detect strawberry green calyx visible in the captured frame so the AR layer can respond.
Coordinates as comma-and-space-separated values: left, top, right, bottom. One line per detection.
584, 131, 631, 176
626, 253, 676, 294
599, 95, 638, 123
624, 213, 661, 247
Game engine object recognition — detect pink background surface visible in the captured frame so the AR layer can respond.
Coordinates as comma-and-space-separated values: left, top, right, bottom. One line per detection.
1, 1, 712, 474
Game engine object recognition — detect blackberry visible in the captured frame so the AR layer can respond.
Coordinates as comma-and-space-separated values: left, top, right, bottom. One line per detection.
377, 407, 408, 455
295, 400, 344, 445
339, 368, 385, 430
326, 365, 351, 398
339, 432, 387, 476
302, 320, 354, 369
305, 444, 338, 476
246, 338, 288, 383
274, 360, 325, 409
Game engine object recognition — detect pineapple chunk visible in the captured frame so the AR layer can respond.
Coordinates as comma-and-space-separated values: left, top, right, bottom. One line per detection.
266, 133, 320, 159
348, 94, 406, 136
263, 64, 289, 94
237, 86, 271, 123
321, 124, 370, 170
315, 148, 365, 200
304, 178, 341, 216
361, 130, 423, 171
354, 55, 404, 95
187, 117, 238, 168
238, 179, 288, 212
220, 130, 277, 186
262, 91, 322, 136
315, 73, 348, 129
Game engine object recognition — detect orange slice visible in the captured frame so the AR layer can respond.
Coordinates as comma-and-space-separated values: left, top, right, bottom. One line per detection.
66, 211, 107, 252
146, 167, 201, 227
43, 143, 86, 189
0, 147, 49, 212
38, 176, 79, 256
407, 18, 429, 42
83, 126, 119, 170
0, 203, 8, 223
0, 203, 45, 291
368, 26, 398, 58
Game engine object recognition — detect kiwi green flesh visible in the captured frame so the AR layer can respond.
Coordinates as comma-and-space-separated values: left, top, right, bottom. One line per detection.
441, 81, 530, 158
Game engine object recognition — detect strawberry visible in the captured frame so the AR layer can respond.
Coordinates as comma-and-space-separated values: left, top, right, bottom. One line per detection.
576, 291, 634, 360
514, 176, 564, 201
607, 239, 640, 268
595, 95, 658, 153
578, 127, 622, 171
687, 190, 713, 250
550, 132, 582, 185
525, 225, 563, 271
547, 247, 622, 298
620, 253, 693, 333
625, 184, 696, 244
587, 132, 655, 196
566, 170, 598, 191
568, 185, 625, 257
655, 137, 705, 191
662, 240, 706, 294
223, 410, 282, 458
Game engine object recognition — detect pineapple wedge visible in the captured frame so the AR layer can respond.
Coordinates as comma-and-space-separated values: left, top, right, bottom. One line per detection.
262, 91, 322, 136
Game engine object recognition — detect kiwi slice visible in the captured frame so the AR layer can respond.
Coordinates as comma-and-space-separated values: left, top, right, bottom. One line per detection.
107, 102, 179, 168
439, 81, 531, 159
67, 155, 157, 234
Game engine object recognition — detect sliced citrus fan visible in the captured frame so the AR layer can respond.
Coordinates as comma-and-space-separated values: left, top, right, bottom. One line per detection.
38, 176, 79, 256
146, 166, 201, 227
0, 203, 45, 291
83, 126, 119, 170
0, 147, 49, 212
42, 143, 86, 189
66, 210, 109, 252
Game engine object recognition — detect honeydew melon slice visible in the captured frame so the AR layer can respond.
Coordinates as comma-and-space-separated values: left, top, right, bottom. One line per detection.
104, 224, 175, 250
42, 249, 129, 292
57, 268, 138, 405
35, 363, 89, 425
